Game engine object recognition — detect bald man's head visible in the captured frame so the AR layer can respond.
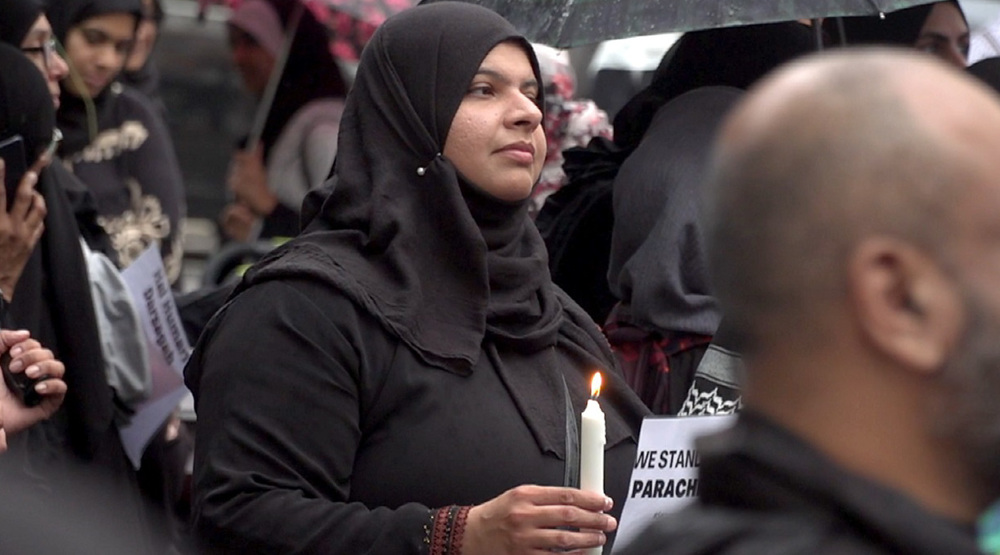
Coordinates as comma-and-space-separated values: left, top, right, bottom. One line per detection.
704, 48, 1000, 352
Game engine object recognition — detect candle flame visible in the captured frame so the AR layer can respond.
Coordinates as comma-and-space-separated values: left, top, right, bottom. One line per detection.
590, 372, 602, 399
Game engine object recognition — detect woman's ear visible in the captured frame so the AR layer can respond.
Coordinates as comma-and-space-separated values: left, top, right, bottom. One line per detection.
849, 237, 964, 374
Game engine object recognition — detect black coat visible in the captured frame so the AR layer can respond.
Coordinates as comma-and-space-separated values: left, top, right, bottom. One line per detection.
187, 277, 644, 554
616, 412, 982, 555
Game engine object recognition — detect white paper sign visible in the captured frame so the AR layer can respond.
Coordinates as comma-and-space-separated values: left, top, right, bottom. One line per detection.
118, 246, 192, 469
611, 415, 737, 552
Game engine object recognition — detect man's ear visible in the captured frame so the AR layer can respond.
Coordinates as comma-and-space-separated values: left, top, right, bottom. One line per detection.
849, 237, 964, 374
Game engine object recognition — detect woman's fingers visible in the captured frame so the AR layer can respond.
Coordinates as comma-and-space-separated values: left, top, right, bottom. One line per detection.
10, 170, 38, 218
515, 484, 613, 513
527, 504, 616, 532
463, 485, 616, 555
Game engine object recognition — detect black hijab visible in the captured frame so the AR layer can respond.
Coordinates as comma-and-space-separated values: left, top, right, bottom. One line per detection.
825, 1, 966, 48
48, 0, 142, 44
608, 87, 742, 336
0, 0, 43, 47
0, 42, 54, 162
219, 1, 644, 460
969, 56, 1000, 94
247, 0, 348, 159
48, 0, 142, 155
249, 1, 557, 373
613, 22, 816, 152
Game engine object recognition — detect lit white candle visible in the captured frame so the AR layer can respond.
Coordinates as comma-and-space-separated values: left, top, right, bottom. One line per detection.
580, 372, 606, 555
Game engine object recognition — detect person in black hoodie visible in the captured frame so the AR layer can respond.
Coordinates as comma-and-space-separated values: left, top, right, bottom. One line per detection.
185, 3, 649, 553
49, 0, 186, 284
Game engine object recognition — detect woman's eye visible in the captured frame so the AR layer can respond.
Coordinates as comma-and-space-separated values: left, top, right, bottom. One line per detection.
468, 84, 494, 97
83, 30, 104, 45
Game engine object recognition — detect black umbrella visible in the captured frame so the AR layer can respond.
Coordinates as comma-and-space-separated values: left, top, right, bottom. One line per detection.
426, 0, 938, 48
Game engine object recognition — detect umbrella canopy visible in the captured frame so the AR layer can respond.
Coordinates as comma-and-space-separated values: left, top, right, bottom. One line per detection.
426, 0, 939, 48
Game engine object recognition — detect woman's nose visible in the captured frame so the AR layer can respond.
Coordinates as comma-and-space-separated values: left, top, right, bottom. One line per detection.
50, 51, 70, 80
508, 91, 542, 129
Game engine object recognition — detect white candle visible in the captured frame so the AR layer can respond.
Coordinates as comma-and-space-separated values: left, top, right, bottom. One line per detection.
580, 372, 606, 555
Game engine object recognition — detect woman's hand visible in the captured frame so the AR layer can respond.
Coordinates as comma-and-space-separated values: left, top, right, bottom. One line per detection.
0, 329, 67, 438
0, 161, 46, 301
227, 145, 277, 217
462, 485, 616, 554
220, 202, 257, 242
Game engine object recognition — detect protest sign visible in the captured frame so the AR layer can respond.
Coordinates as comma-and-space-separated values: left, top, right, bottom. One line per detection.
612, 415, 736, 552
119, 246, 192, 469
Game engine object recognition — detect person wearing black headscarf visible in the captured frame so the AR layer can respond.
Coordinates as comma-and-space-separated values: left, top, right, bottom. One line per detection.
824, 1, 969, 67
221, 0, 347, 242
0, 43, 70, 438
48, 0, 186, 284
185, 3, 648, 553
599, 23, 816, 416
537, 22, 817, 326
0, 5, 160, 553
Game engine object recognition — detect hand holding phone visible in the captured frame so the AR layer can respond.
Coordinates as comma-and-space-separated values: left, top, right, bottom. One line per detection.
1, 349, 43, 407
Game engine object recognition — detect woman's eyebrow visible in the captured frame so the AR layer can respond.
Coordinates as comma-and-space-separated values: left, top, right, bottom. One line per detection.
474, 67, 539, 90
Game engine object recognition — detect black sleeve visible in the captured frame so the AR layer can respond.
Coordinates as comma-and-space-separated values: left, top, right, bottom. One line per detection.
259, 201, 301, 239
189, 280, 432, 554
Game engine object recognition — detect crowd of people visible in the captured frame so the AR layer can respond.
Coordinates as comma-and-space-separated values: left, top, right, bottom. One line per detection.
1, 0, 1000, 553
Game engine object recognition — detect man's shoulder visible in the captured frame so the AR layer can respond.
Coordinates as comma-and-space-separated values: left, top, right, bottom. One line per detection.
614, 504, 885, 555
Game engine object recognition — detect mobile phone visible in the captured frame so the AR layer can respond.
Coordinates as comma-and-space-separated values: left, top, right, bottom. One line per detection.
0, 135, 27, 211
1, 350, 43, 408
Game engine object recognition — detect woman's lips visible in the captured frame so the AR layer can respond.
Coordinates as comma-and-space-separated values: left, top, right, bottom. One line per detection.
497, 142, 535, 164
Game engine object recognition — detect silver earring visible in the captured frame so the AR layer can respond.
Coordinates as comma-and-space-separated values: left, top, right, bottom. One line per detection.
416, 167, 426, 176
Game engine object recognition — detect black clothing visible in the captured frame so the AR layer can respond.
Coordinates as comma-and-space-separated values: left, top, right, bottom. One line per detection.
188, 3, 648, 552
188, 278, 644, 554
47, 0, 142, 40
0, 42, 156, 554
56, 84, 186, 281
0, 0, 42, 50
608, 86, 739, 338
616, 412, 982, 555
0, 42, 53, 162
296, 1, 545, 374
537, 23, 815, 325
536, 136, 626, 324
51, 0, 183, 280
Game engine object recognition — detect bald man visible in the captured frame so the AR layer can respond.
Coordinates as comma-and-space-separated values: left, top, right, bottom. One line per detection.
617, 48, 1000, 554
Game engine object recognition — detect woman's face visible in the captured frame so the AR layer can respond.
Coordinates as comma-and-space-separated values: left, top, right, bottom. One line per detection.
19, 15, 69, 109
443, 41, 546, 202
63, 12, 137, 98
228, 26, 276, 97
915, 2, 969, 68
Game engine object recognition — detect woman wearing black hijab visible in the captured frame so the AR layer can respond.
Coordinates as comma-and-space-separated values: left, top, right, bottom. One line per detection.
186, 3, 648, 553
48, 0, 186, 283
825, 1, 970, 67
0, 43, 71, 445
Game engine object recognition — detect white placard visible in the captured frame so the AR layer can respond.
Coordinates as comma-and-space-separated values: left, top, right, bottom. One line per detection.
118, 246, 192, 469
611, 415, 737, 552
